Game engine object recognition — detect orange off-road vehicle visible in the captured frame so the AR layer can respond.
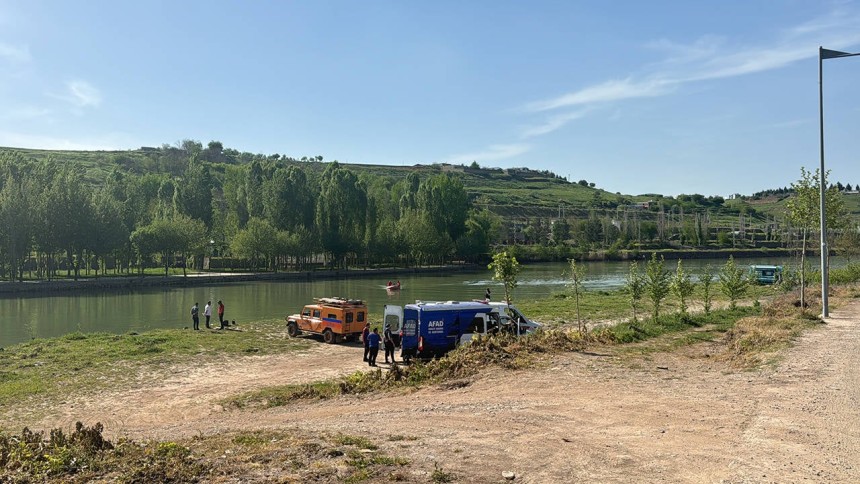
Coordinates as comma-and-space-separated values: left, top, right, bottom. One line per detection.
286, 297, 368, 344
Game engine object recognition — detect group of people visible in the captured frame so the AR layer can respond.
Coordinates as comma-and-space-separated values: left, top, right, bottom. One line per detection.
361, 321, 396, 366
190, 300, 229, 330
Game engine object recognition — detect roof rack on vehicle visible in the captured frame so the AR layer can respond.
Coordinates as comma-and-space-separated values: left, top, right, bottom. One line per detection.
314, 297, 365, 307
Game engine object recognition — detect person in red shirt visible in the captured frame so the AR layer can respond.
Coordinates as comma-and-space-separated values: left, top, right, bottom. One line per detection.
217, 300, 226, 329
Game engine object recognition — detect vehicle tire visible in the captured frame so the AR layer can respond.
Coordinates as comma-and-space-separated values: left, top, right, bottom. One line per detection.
323, 329, 335, 344
287, 322, 299, 337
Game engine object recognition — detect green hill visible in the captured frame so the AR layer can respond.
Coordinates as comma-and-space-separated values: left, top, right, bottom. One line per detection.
1, 143, 857, 275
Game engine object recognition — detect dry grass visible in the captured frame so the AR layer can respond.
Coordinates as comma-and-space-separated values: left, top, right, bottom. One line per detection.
0, 423, 411, 483
719, 292, 823, 368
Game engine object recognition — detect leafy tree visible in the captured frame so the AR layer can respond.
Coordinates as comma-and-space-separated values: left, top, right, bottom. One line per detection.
398, 172, 420, 213
625, 260, 645, 322
785, 167, 846, 308
88, 189, 130, 276
719, 256, 749, 310
42, 168, 94, 280
834, 230, 860, 263
579, 216, 603, 247
245, 160, 265, 219
0, 174, 34, 281
567, 258, 587, 332
645, 252, 671, 320
699, 265, 715, 314
416, 174, 469, 245
455, 209, 501, 262
398, 210, 451, 265
551, 218, 571, 245
489, 250, 520, 304
315, 163, 367, 267
671, 259, 695, 315
176, 160, 214, 228
230, 217, 278, 270
132, 215, 205, 276
263, 166, 315, 232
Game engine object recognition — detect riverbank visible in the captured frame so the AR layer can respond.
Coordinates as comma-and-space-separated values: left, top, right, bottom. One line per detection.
2, 285, 858, 482
0, 264, 478, 296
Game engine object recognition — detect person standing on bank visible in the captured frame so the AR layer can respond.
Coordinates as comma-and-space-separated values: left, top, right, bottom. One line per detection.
362, 322, 371, 362
367, 328, 381, 367
191, 302, 200, 330
485, 287, 491, 301
383, 323, 395, 364
217, 300, 225, 329
204, 301, 212, 329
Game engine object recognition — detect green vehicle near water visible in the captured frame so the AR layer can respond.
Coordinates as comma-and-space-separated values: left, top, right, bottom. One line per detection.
748, 265, 783, 284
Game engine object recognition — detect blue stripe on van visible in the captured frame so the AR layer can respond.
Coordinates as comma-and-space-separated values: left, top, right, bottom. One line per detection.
323, 318, 342, 324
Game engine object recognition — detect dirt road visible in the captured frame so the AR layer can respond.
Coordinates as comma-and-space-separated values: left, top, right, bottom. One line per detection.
13, 300, 860, 482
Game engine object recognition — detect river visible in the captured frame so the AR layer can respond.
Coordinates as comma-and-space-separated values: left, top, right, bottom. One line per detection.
0, 256, 842, 346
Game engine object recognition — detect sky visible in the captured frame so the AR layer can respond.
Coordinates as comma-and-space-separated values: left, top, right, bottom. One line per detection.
1, 1, 860, 197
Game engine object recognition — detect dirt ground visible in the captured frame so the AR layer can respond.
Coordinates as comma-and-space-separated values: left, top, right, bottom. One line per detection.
9, 299, 860, 483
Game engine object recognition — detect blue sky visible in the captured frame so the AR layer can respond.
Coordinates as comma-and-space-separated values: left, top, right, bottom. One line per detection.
1, 1, 860, 197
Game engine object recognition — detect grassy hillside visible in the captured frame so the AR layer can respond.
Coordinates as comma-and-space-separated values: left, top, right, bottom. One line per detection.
0, 145, 640, 214
3, 144, 856, 225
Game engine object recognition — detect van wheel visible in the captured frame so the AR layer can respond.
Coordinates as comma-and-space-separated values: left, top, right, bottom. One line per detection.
323, 329, 336, 344
287, 322, 299, 337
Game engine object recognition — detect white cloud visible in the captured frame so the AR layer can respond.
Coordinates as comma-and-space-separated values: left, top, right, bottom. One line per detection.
525, 9, 860, 114
521, 110, 589, 138
66, 80, 102, 107
50, 80, 102, 108
524, 78, 676, 112
766, 118, 811, 130
645, 35, 724, 64
445, 143, 531, 164
0, 42, 30, 63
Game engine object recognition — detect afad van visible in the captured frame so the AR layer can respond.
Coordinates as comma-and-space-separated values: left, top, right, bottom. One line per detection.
383, 300, 541, 362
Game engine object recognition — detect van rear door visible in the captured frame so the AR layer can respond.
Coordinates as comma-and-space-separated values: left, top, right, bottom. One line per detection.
384, 305, 403, 345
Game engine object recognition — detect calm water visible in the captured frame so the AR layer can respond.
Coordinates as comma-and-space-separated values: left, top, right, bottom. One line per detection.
0, 256, 841, 346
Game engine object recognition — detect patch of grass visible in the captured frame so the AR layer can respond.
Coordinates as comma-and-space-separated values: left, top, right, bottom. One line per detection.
431, 463, 457, 483
387, 434, 419, 442
335, 434, 378, 450
602, 307, 759, 345
519, 283, 782, 328
0, 320, 310, 409
720, 294, 821, 367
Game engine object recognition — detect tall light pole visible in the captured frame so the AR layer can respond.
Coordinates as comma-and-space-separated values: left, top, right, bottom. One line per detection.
819, 47, 860, 317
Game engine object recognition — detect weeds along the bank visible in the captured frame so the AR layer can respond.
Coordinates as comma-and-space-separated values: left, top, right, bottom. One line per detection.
0, 422, 412, 483
225, 306, 759, 409
720, 291, 826, 367
225, 329, 595, 409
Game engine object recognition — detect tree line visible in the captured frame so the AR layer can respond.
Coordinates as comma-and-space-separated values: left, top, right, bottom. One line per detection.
0, 151, 503, 281
1, 143, 856, 282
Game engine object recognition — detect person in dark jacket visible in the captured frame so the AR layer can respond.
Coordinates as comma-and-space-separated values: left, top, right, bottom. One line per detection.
367, 328, 381, 367
383, 323, 395, 364
191, 302, 200, 330
362, 323, 371, 362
